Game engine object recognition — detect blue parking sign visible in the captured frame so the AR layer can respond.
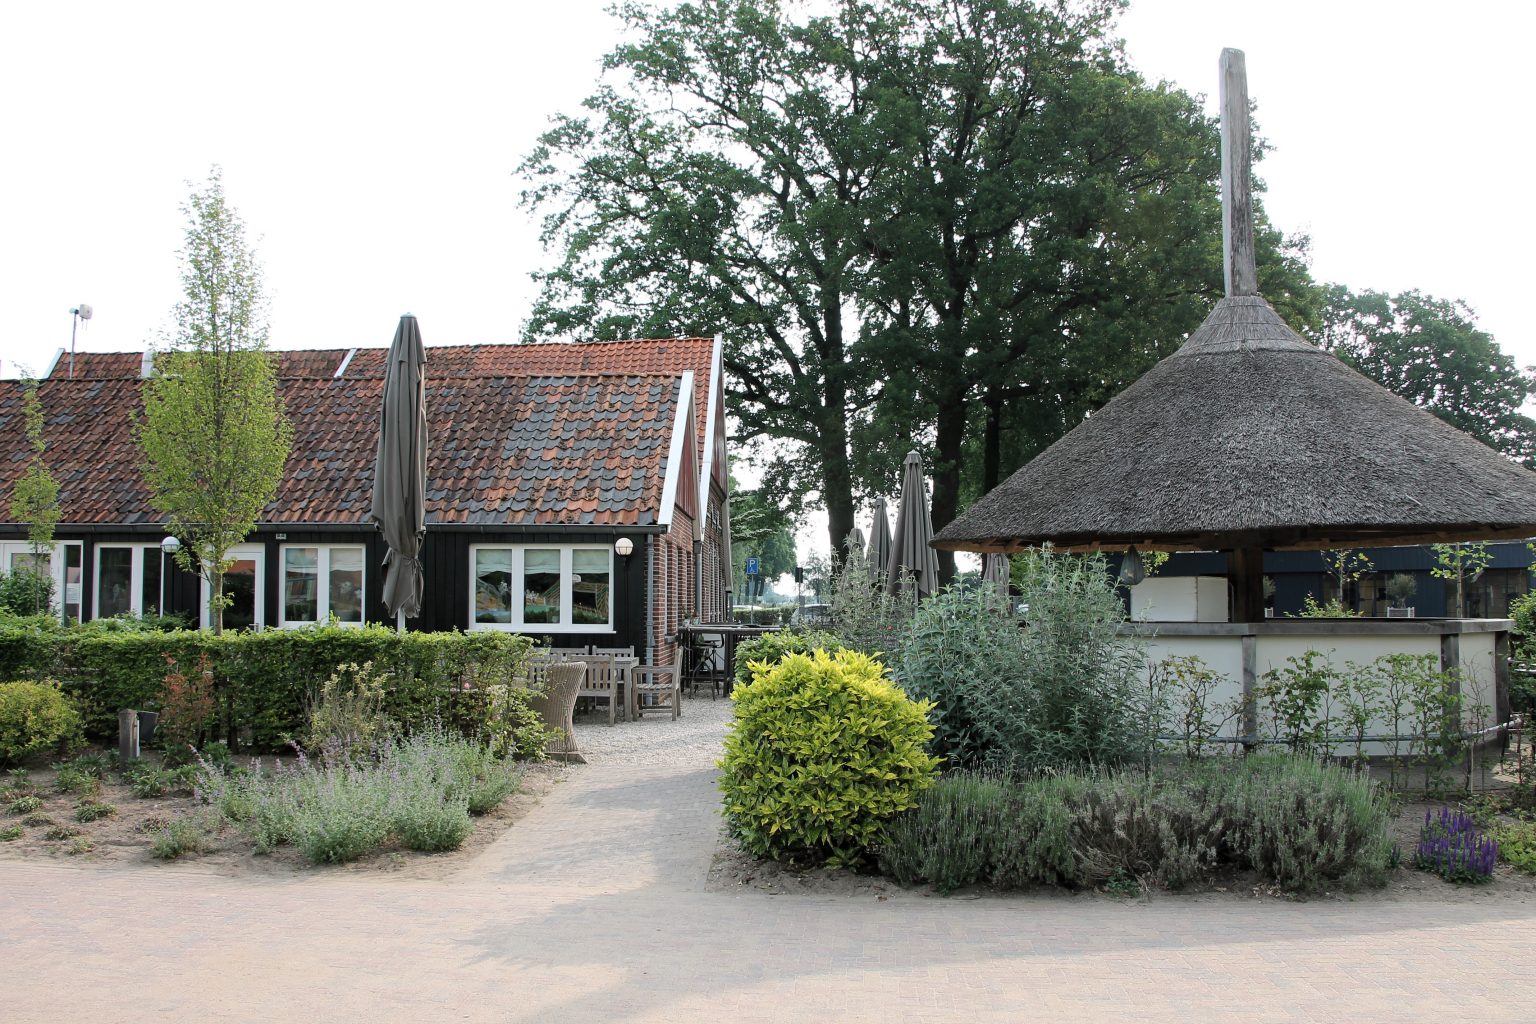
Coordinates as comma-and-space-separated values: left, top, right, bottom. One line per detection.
745, 556, 760, 576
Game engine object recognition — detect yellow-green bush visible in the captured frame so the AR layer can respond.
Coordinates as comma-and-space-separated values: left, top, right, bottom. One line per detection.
0, 680, 84, 765
719, 649, 939, 867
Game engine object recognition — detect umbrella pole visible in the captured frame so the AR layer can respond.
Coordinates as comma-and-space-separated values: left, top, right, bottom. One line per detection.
396, 609, 405, 634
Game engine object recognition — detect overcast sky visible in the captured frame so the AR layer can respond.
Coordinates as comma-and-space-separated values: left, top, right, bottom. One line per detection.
3, 0, 1530, 562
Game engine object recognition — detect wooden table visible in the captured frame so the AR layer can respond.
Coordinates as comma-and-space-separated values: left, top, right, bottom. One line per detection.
677, 623, 781, 695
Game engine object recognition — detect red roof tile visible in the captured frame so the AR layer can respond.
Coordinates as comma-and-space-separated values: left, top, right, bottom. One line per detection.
1, 371, 683, 528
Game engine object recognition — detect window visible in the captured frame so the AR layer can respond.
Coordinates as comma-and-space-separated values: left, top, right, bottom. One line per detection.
94, 544, 165, 618
200, 544, 265, 630
471, 545, 613, 632
1, 540, 83, 622
280, 545, 365, 626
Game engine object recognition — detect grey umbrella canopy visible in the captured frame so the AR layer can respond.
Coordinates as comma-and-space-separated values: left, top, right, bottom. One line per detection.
845, 526, 867, 560
983, 553, 1009, 588
885, 451, 940, 598
867, 498, 892, 579
369, 314, 428, 627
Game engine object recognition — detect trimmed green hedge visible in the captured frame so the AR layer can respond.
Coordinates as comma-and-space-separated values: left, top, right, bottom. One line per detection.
0, 620, 535, 751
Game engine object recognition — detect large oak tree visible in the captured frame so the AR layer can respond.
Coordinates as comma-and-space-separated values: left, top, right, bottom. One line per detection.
522, 0, 1313, 571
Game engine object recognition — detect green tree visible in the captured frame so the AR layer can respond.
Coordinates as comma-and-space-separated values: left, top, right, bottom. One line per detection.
136, 168, 292, 634
1320, 548, 1373, 611
729, 477, 795, 601
1315, 286, 1536, 466
6, 377, 61, 615
522, 0, 1316, 578
1431, 542, 1493, 618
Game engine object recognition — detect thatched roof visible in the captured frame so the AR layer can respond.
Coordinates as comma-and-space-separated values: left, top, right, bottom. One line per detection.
933, 295, 1536, 554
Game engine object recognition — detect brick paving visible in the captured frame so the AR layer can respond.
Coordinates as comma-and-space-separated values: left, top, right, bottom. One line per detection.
5, 695, 1536, 1022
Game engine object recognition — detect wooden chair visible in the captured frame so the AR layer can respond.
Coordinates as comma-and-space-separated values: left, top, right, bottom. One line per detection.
590, 645, 635, 658
576, 655, 621, 725
525, 661, 586, 763
632, 648, 682, 720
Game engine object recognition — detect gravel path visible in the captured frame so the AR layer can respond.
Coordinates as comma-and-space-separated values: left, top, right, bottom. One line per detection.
571, 689, 734, 768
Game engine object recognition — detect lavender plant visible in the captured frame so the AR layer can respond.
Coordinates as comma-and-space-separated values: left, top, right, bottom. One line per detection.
1413, 807, 1497, 883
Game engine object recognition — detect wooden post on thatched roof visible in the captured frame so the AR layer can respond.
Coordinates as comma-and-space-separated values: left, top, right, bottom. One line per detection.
1220, 48, 1257, 297
1222, 49, 1264, 622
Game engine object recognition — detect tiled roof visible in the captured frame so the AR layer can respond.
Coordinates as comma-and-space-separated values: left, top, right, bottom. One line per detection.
0, 371, 683, 528
62, 337, 718, 457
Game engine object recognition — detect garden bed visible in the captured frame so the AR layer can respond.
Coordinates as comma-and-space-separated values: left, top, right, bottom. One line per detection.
0, 749, 563, 879
707, 794, 1536, 902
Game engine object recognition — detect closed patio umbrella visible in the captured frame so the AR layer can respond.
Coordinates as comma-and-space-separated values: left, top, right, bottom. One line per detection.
983, 553, 1009, 589
884, 451, 940, 598
866, 498, 892, 580
369, 314, 428, 630
845, 526, 867, 559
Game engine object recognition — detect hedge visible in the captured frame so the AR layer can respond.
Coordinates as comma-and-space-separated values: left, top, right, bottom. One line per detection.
0, 619, 535, 751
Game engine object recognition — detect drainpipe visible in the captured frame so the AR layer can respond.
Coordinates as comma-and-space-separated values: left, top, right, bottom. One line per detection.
693, 538, 704, 623
645, 534, 656, 665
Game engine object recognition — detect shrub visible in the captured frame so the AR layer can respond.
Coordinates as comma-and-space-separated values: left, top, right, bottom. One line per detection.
32, 624, 536, 751
719, 649, 940, 867
1490, 821, 1536, 874
158, 652, 217, 747
53, 764, 101, 796
0, 567, 53, 617
0, 823, 21, 841
125, 764, 196, 798
305, 661, 393, 762
7, 794, 43, 815
43, 825, 82, 841
151, 815, 213, 859
895, 550, 1153, 772
0, 680, 83, 765
732, 629, 842, 690
21, 813, 54, 828
393, 793, 474, 852
1414, 807, 1497, 883
290, 767, 394, 864
74, 800, 116, 822
879, 756, 1393, 893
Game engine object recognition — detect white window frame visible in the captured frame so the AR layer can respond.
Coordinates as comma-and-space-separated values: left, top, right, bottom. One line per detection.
278, 544, 367, 628
1, 539, 84, 623
93, 543, 166, 619
199, 544, 266, 630
468, 544, 615, 634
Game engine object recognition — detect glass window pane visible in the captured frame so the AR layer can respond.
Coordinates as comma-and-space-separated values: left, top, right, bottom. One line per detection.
572, 550, 610, 625
98, 548, 134, 618
475, 549, 513, 624
328, 547, 364, 623
524, 549, 561, 624
284, 548, 319, 623
141, 550, 162, 617
63, 545, 82, 622
224, 558, 258, 631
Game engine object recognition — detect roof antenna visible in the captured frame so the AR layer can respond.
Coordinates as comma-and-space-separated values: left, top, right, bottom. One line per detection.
68, 304, 93, 379
1220, 48, 1257, 298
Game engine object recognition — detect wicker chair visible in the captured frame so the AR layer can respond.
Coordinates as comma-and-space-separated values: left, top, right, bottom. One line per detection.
527, 660, 586, 763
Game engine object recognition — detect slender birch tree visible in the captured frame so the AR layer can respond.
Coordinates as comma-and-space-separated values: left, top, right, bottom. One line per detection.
137, 167, 292, 633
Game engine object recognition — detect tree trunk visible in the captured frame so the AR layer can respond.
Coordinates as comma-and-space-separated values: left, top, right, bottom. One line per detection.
930, 386, 968, 585
983, 385, 1004, 494
211, 567, 224, 636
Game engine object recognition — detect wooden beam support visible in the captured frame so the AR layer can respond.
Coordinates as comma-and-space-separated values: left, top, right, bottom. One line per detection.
1220, 47, 1258, 297
1229, 544, 1266, 623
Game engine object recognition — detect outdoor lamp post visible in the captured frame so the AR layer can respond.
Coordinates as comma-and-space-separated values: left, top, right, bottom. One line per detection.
614, 537, 634, 558
159, 536, 181, 617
